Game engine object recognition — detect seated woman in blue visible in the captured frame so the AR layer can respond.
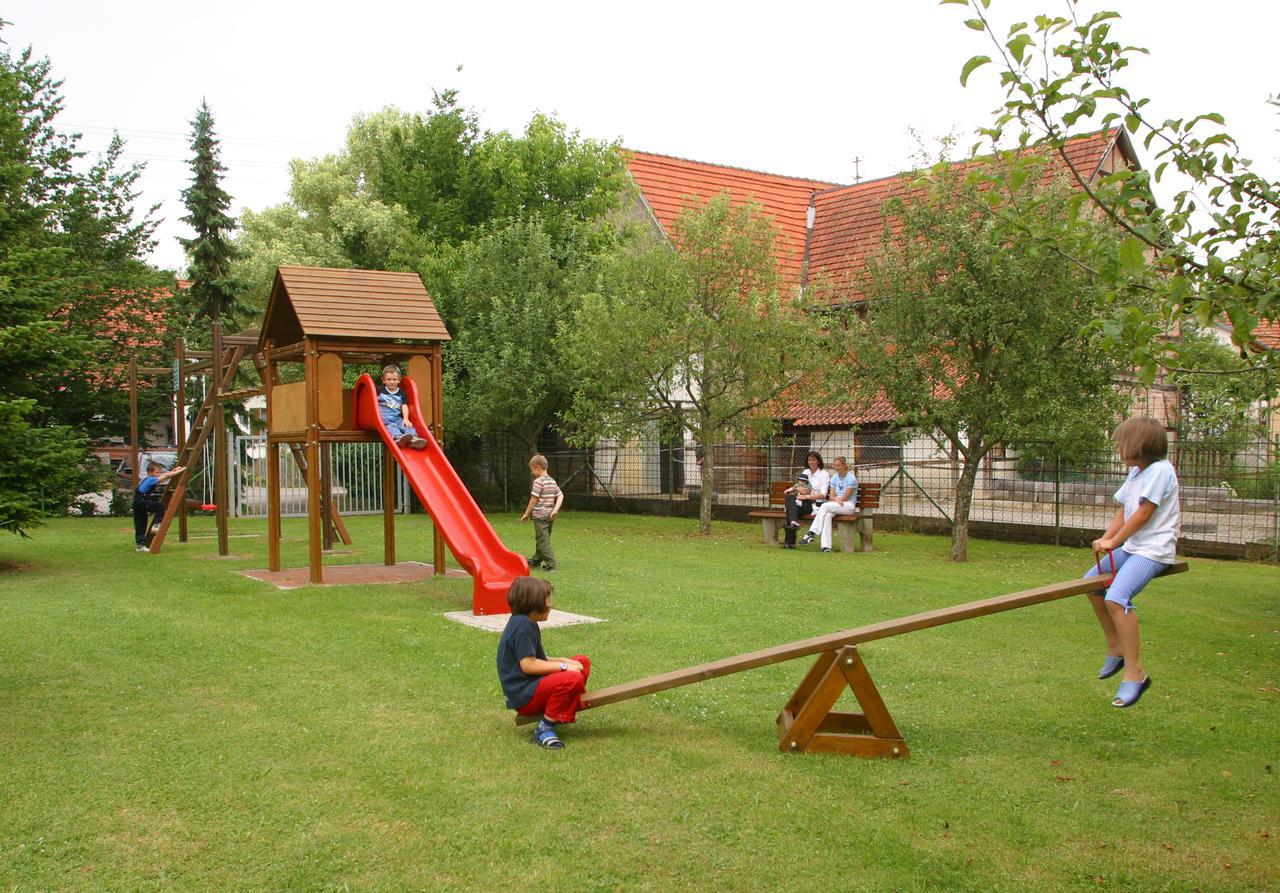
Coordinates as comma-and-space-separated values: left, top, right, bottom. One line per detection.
800, 456, 857, 553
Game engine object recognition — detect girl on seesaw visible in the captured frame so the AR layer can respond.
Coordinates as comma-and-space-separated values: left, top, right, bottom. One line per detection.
1083, 416, 1181, 708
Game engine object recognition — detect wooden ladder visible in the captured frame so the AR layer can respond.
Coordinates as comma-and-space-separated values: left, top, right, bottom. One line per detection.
148, 346, 352, 553
148, 344, 244, 554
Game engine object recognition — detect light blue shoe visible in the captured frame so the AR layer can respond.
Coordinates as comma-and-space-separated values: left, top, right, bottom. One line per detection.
1098, 655, 1125, 679
1112, 676, 1151, 708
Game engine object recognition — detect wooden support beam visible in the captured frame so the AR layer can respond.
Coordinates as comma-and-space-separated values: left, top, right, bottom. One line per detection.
175, 339, 188, 543
217, 386, 266, 401
212, 324, 230, 557
304, 341, 323, 584
776, 646, 907, 757
383, 446, 396, 567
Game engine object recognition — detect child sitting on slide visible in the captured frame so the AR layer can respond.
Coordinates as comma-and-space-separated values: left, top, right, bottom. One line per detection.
497, 577, 591, 750
376, 364, 426, 449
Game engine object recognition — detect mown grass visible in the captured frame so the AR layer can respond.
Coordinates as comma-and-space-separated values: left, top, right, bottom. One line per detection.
1, 512, 1276, 892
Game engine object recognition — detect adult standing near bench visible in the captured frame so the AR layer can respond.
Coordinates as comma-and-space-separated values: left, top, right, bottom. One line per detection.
781, 451, 829, 549
801, 456, 857, 553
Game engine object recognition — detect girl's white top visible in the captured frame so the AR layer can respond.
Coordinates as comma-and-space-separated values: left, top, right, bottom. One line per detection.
1116, 459, 1181, 564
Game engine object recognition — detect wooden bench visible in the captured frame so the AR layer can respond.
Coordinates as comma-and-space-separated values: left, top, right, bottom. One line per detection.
746, 481, 881, 552
516, 561, 1190, 758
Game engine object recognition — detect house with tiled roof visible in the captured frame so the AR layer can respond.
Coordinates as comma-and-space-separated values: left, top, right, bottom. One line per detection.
623, 130, 1169, 468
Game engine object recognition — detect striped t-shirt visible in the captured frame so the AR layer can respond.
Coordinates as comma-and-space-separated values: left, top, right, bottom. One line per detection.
530, 474, 561, 519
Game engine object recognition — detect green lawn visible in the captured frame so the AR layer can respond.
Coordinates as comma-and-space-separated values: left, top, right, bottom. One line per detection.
1, 513, 1276, 892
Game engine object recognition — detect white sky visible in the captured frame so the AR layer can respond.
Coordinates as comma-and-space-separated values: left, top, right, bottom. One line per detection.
5, 0, 1277, 273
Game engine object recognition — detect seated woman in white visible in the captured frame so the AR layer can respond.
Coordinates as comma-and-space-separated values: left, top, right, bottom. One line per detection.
800, 456, 858, 552
782, 451, 829, 548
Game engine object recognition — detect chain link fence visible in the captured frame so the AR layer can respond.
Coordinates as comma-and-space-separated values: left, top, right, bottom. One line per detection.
449, 432, 1280, 561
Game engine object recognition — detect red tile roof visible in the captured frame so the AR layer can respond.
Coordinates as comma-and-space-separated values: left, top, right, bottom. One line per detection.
626, 151, 841, 284
625, 131, 1135, 428
808, 130, 1128, 304
782, 394, 900, 427
1252, 321, 1280, 350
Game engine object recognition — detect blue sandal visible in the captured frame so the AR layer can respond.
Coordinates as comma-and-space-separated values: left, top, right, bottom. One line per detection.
1112, 676, 1151, 708
532, 726, 564, 749
1098, 655, 1125, 679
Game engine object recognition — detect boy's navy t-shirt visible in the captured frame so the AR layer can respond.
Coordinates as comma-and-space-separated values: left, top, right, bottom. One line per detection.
376, 384, 408, 422
136, 475, 161, 497
496, 614, 546, 709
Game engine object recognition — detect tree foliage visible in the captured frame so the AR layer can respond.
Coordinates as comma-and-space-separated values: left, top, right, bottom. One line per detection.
848, 160, 1124, 560
0, 27, 162, 532
234, 91, 628, 444
179, 100, 244, 329
948, 0, 1280, 379
431, 217, 589, 449
563, 193, 838, 533
1170, 329, 1272, 446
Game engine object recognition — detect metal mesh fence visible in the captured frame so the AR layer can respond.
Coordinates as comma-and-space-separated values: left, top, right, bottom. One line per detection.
450, 432, 1280, 561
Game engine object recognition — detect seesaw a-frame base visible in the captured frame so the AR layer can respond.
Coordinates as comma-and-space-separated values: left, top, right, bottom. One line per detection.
777, 646, 907, 757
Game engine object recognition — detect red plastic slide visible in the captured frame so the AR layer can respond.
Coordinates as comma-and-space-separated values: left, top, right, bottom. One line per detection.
353, 373, 528, 614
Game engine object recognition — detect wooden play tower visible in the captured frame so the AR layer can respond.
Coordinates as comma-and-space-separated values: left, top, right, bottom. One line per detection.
258, 266, 449, 584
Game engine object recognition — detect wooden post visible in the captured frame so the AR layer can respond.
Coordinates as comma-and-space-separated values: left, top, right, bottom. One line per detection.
175, 339, 188, 543
320, 442, 334, 552
383, 445, 396, 566
268, 442, 282, 571
304, 340, 323, 584
265, 339, 281, 572
212, 322, 230, 557
129, 357, 139, 490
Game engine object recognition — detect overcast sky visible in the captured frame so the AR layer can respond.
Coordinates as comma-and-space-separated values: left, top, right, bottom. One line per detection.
5, 0, 1278, 273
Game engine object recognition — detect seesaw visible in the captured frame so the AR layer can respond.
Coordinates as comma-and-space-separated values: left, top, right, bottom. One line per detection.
517, 561, 1189, 757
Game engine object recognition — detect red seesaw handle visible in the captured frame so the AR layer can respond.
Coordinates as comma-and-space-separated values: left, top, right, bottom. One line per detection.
1093, 548, 1116, 588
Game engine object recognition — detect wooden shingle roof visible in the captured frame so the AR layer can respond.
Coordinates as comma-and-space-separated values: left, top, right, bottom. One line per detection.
260, 266, 450, 346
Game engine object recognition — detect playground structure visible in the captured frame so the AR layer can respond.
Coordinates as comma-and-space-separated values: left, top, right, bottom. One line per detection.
518, 561, 1189, 757
138, 266, 525, 614
252, 266, 524, 613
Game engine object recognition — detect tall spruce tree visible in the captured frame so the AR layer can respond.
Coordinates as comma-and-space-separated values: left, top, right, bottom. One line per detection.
0, 27, 160, 533
179, 100, 242, 328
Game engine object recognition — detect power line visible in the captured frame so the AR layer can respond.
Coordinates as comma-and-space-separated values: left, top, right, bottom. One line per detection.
63, 122, 339, 151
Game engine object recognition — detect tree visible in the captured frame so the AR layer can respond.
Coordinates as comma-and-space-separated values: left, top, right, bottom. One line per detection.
179, 100, 243, 329
847, 161, 1125, 561
432, 216, 590, 449
0, 28, 161, 532
563, 193, 837, 534
949, 1, 1280, 380
233, 93, 628, 444
1170, 329, 1271, 447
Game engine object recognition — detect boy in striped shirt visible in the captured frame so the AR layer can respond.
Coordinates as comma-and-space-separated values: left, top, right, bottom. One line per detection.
520, 454, 563, 571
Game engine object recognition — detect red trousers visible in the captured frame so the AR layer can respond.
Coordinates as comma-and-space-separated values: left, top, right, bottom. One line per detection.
516, 655, 591, 724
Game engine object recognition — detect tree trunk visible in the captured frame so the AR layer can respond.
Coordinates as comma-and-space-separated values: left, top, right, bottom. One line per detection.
950, 441, 987, 562
697, 442, 715, 534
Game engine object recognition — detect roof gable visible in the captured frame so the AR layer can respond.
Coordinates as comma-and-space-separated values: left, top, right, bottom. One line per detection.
260, 266, 451, 346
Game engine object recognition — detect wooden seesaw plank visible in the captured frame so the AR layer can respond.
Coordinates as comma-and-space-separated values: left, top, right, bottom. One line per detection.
577, 561, 1188, 710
